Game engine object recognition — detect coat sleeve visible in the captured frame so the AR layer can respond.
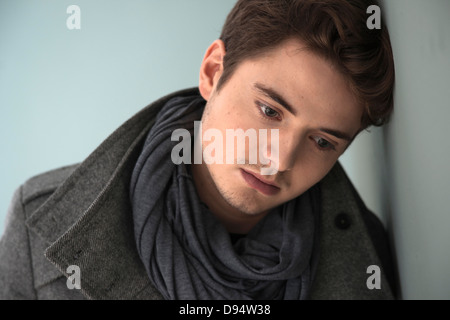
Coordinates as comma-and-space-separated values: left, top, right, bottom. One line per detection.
0, 185, 37, 300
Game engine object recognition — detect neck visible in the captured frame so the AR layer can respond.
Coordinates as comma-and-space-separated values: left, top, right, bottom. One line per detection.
190, 163, 268, 234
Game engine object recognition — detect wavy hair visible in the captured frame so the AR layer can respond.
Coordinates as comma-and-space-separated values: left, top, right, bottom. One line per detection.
218, 0, 395, 129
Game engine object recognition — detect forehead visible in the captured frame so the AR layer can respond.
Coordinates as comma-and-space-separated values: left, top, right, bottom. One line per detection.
233, 39, 363, 135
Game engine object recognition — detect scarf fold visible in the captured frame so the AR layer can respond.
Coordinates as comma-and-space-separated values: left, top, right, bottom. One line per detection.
130, 93, 320, 300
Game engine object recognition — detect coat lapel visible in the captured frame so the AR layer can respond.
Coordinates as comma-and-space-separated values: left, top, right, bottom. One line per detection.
25, 88, 199, 299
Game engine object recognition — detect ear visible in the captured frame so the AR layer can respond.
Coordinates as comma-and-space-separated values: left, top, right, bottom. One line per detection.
199, 39, 226, 101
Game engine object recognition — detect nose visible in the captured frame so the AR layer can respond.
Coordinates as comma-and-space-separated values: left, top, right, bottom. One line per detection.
272, 130, 302, 173
259, 129, 301, 175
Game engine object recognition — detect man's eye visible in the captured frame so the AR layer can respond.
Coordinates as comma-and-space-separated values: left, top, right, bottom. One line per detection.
313, 136, 335, 151
260, 104, 279, 118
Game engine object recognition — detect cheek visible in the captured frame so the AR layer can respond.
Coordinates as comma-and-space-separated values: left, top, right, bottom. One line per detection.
203, 100, 237, 129
287, 160, 336, 195
204, 106, 257, 142
208, 85, 253, 127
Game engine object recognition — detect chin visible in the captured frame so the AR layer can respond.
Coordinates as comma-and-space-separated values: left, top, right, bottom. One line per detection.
209, 166, 279, 214
229, 201, 271, 216
220, 186, 276, 215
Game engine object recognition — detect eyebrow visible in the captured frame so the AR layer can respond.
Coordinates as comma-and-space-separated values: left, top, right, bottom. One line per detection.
253, 82, 354, 143
319, 128, 353, 142
254, 83, 298, 116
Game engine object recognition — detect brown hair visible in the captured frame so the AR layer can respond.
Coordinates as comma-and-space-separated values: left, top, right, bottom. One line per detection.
218, 0, 395, 129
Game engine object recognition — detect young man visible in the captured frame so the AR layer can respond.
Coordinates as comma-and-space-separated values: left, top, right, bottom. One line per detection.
0, 0, 396, 300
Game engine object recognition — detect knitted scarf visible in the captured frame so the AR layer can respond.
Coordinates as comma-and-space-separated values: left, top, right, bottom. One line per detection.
130, 93, 320, 300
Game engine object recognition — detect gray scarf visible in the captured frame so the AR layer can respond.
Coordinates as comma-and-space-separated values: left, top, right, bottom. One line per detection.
130, 93, 321, 300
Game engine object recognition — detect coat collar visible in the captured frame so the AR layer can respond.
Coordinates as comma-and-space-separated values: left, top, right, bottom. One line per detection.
26, 88, 200, 299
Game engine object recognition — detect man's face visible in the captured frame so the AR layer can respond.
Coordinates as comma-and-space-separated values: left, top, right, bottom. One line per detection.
197, 38, 362, 216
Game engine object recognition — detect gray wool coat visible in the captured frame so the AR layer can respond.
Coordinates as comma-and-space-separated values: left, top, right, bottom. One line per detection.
0, 88, 396, 300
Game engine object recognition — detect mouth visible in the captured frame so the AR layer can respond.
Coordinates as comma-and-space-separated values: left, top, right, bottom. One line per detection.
240, 169, 281, 196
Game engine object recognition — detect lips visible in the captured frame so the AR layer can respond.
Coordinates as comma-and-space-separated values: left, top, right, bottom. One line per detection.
240, 169, 280, 196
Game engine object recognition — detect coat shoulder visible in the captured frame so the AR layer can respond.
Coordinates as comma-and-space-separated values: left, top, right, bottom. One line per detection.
0, 164, 82, 299
21, 164, 79, 209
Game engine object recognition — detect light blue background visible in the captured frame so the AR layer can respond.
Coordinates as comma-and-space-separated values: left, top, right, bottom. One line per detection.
0, 0, 236, 223
1, 0, 450, 299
